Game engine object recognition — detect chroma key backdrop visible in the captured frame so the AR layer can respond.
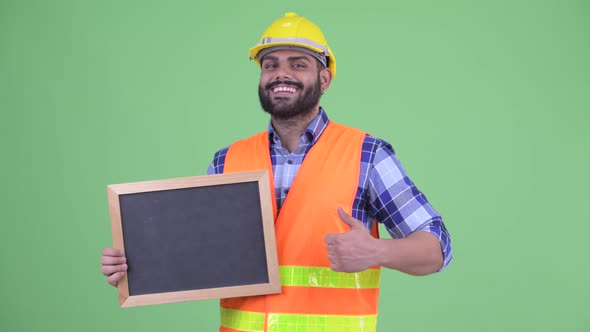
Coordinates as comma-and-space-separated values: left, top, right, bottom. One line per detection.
1, 0, 588, 331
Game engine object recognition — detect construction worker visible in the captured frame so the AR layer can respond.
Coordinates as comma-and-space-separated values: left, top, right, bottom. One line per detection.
101, 12, 452, 332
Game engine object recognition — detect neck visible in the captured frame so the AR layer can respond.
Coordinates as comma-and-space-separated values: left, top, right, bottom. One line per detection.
271, 106, 320, 153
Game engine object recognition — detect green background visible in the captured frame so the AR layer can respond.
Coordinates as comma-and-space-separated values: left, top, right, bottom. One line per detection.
1, 0, 588, 331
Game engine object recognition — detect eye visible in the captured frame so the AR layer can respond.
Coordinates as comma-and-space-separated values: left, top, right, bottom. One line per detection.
263, 62, 277, 70
292, 63, 307, 69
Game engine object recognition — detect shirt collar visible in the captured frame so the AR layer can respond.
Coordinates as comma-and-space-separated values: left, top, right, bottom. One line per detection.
268, 107, 330, 146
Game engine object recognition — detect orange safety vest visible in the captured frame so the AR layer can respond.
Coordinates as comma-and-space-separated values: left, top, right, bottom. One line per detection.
221, 121, 381, 332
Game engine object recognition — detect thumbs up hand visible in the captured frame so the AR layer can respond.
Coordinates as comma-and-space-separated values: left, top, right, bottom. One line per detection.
324, 207, 380, 272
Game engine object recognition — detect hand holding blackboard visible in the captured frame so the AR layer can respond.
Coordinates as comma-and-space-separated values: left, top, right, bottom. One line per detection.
106, 171, 281, 307
100, 248, 127, 287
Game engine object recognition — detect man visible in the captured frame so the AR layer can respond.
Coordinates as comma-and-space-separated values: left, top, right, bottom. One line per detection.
101, 12, 452, 331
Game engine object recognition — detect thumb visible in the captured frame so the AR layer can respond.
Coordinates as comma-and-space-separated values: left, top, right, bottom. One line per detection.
337, 207, 364, 230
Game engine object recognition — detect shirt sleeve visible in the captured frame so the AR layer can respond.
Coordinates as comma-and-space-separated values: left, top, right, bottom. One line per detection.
207, 146, 229, 175
367, 139, 453, 271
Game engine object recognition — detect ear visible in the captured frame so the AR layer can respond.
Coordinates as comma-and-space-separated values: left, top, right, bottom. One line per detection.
319, 67, 333, 93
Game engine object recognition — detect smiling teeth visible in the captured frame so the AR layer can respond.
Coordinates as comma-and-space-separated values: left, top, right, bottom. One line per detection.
273, 86, 297, 93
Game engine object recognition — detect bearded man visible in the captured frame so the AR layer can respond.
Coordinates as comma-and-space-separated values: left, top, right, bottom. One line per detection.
101, 12, 453, 332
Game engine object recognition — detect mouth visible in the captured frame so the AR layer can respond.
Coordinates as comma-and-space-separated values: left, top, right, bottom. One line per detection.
266, 80, 303, 98
272, 85, 299, 94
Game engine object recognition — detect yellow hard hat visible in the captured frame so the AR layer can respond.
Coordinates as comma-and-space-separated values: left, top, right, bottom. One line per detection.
249, 12, 337, 78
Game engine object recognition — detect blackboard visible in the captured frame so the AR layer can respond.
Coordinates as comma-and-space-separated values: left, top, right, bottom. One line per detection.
107, 171, 280, 307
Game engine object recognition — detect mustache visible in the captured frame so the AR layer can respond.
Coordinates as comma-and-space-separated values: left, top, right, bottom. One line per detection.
265, 80, 304, 90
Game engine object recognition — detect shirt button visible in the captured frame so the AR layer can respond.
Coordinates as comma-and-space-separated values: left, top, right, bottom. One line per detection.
287, 159, 293, 164
284, 189, 289, 194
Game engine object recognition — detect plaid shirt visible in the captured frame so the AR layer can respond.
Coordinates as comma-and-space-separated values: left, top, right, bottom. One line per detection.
208, 109, 452, 270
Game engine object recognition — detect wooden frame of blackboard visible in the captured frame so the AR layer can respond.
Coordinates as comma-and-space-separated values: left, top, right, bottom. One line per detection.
107, 170, 280, 307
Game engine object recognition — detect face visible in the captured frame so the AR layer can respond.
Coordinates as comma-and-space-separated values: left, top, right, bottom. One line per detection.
258, 50, 332, 120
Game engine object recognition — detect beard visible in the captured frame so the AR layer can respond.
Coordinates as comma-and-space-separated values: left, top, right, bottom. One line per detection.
258, 74, 322, 120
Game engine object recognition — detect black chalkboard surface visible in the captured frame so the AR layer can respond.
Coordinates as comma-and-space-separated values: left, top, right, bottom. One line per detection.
107, 171, 280, 307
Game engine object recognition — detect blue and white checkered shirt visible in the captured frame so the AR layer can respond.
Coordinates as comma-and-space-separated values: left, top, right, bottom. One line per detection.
208, 108, 452, 270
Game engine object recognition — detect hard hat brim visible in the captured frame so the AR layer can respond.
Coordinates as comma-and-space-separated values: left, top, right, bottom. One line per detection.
249, 42, 337, 78
249, 42, 326, 64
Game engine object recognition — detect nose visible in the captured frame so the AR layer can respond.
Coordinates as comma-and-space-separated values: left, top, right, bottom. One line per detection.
274, 62, 293, 81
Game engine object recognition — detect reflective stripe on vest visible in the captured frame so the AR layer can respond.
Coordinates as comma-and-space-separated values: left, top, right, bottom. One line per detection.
221, 308, 377, 332
280, 266, 380, 288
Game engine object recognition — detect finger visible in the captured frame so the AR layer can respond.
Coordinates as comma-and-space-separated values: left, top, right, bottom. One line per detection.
101, 263, 127, 276
337, 207, 364, 230
107, 271, 125, 287
102, 247, 124, 257
101, 256, 126, 265
326, 243, 334, 255
324, 234, 337, 244
327, 253, 336, 264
